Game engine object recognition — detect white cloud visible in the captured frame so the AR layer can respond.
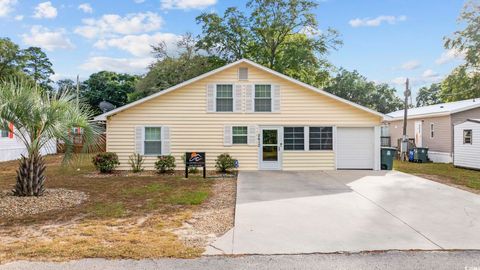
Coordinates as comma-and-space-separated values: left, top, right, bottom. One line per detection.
134, 0, 145, 3
33, 1, 57, 19
390, 70, 443, 88
80, 56, 153, 73
349, 15, 406, 27
22, 26, 74, 51
0, 0, 17, 17
74, 12, 163, 39
401, 60, 420, 70
14, 14, 23, 20
391, 76, 408, 86
78, 3, 93, 14
435, 48, 465, 65
94, 32, 181, 57
161, 0, 217, 10
422, 69, 439, 78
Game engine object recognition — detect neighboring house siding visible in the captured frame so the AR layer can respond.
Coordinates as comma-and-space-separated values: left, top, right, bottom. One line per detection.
454, 121, 480, 169
451, 107, 480, 126
387, 116, 451, 153
107, 63, 382, 171
0, 133, 57, 162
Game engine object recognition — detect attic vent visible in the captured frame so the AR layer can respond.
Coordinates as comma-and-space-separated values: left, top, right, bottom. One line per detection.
238, 67, 248, 80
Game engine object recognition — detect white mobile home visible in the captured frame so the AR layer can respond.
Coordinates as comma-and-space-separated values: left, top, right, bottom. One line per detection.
454, 119, 480, 170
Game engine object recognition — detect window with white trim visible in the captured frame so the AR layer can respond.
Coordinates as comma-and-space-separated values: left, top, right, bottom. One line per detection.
284, 127, 304, 150
232, 126, 248, 144
464, 129, 472, 144
430, 123, 434, 138
309, 127, 333, 150
144, 127, 162, 155
216, 84, 233, 112
254, 84, 272, 112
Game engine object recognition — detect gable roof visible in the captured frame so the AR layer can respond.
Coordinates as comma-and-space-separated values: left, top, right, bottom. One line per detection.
387, 98, 480, 120
94, 59, 385, 121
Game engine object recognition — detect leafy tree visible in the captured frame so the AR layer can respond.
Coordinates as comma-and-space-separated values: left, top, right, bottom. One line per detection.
416, 83, 442, 107
82, 71, 138, 113
132, 34, 226, 102
0, 38, 25, 79
22, 47, 54, 88
196, 0, 341, 87
324, 69, 403, 113
0, 79, 101, 196
440, 66, 480, 102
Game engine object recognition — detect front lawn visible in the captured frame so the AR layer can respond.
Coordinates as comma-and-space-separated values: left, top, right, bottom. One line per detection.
394, 160, 480, 192
0, 154, 236, 263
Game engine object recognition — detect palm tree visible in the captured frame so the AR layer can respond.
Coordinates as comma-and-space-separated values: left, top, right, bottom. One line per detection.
0, 79, 101, 196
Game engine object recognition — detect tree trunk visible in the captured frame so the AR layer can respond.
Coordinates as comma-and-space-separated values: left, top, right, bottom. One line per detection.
13, 152, 46, 196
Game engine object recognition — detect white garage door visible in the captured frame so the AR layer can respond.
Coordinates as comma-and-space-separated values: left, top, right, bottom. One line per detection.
337, 127, 374, 170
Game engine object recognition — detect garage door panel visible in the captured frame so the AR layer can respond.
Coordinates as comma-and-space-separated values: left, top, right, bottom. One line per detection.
337, 127, 374, 169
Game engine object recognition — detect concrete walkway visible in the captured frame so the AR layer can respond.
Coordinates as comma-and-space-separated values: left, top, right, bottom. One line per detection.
206, 170, 480, 255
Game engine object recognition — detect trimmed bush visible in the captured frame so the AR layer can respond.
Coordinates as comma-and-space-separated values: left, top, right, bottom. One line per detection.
128, 153, 144, 173
215, 153, 236, 173
155, 155, 176, 173
92, 152, 120, 173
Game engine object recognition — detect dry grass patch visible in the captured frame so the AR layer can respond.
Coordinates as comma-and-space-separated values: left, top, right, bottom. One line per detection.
0, 154, 235, 263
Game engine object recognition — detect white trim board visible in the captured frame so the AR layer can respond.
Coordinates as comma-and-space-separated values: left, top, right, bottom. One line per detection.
94, 59, 385, 121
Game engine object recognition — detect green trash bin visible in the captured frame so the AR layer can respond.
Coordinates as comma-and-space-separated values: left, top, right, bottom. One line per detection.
381, 147, 397, 170
413, 147, 429, 163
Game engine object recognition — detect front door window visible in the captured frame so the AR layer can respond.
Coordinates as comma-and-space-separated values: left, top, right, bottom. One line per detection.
262, 129, 278, 161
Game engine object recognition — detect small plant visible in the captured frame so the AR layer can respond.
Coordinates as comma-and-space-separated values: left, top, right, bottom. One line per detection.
155, 155, 176, 173
92, 152, 120, 173
182, 153, 199, 174
215, 153, 236, 173
128, 153, 144, 173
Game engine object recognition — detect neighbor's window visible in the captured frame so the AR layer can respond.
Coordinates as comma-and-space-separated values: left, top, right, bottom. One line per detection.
254, 84, 272, 112
309, 127, 333, 150
144, 127, 162, 155
232, 126, 248, 144
284, 127, 304, 150
216, 84, 233, 112
463, 129, 472, 144
430, 123, 434, 138
0, 129, 8, 138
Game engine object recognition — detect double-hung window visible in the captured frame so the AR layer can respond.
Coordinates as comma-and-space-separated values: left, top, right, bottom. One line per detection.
232, 126, 248, 144
464, 129, 472, 144
144, 127, 162, 155
309, 127, 333, 150
0, 129, 8, 138
284, 127, 304, 150
216, 84, 233, 112
254, 84, 272, 112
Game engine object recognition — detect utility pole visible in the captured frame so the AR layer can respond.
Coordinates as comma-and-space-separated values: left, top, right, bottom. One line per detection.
401, 78, 411, 161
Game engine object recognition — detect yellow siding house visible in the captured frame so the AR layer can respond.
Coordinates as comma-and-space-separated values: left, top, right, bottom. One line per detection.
94, 59, 384, 171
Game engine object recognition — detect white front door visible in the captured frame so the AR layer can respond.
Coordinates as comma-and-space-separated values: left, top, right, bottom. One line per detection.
415, 121, 422, 147
259, 127, 282, 170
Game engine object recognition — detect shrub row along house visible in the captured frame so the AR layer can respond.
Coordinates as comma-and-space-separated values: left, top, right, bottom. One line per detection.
94, 59, 384, 171
385, 99, 480, 163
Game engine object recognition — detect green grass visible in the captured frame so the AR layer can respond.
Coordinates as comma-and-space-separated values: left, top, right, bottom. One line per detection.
167, 191, 209, 205
90, 202, 126, 218
394, 160, 480, 190
122, 183, 172, 196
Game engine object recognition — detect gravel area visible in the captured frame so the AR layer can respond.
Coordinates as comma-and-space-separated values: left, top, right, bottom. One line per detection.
0, 189, 88, 218
174, 179, 236, 248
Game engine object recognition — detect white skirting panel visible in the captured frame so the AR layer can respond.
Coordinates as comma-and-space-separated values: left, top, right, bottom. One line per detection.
428, 151, 452, 163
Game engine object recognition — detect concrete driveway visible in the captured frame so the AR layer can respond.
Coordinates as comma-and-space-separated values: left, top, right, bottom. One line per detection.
206, 170, 480, 255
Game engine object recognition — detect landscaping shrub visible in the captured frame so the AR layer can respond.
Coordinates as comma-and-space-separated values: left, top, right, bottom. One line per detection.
128, 153, 144, 173
155, 155, 176, 173
215, 153, 236, 173
92, 152, 120, 173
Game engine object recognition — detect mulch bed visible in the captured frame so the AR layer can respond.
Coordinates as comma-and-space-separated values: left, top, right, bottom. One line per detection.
0, 189, 88, 218
84, 170, 237, 179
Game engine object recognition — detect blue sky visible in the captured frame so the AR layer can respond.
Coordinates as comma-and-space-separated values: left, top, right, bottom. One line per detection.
0, 0, 468, 96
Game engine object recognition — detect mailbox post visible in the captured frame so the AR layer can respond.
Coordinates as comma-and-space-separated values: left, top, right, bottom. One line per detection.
185, 152, 206, 178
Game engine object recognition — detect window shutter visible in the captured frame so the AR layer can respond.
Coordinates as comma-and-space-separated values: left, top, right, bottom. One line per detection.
224, 125, 232, 146
135, 126, 144, 155
248, 125, 257, 145
304, 126, 309, 151
8, 122, 14, 139
245, 84, 254, 112
272, 84, 281, 112
161, 126, 171, 155
206, 84, 215, 112
233, 84, 243, 112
